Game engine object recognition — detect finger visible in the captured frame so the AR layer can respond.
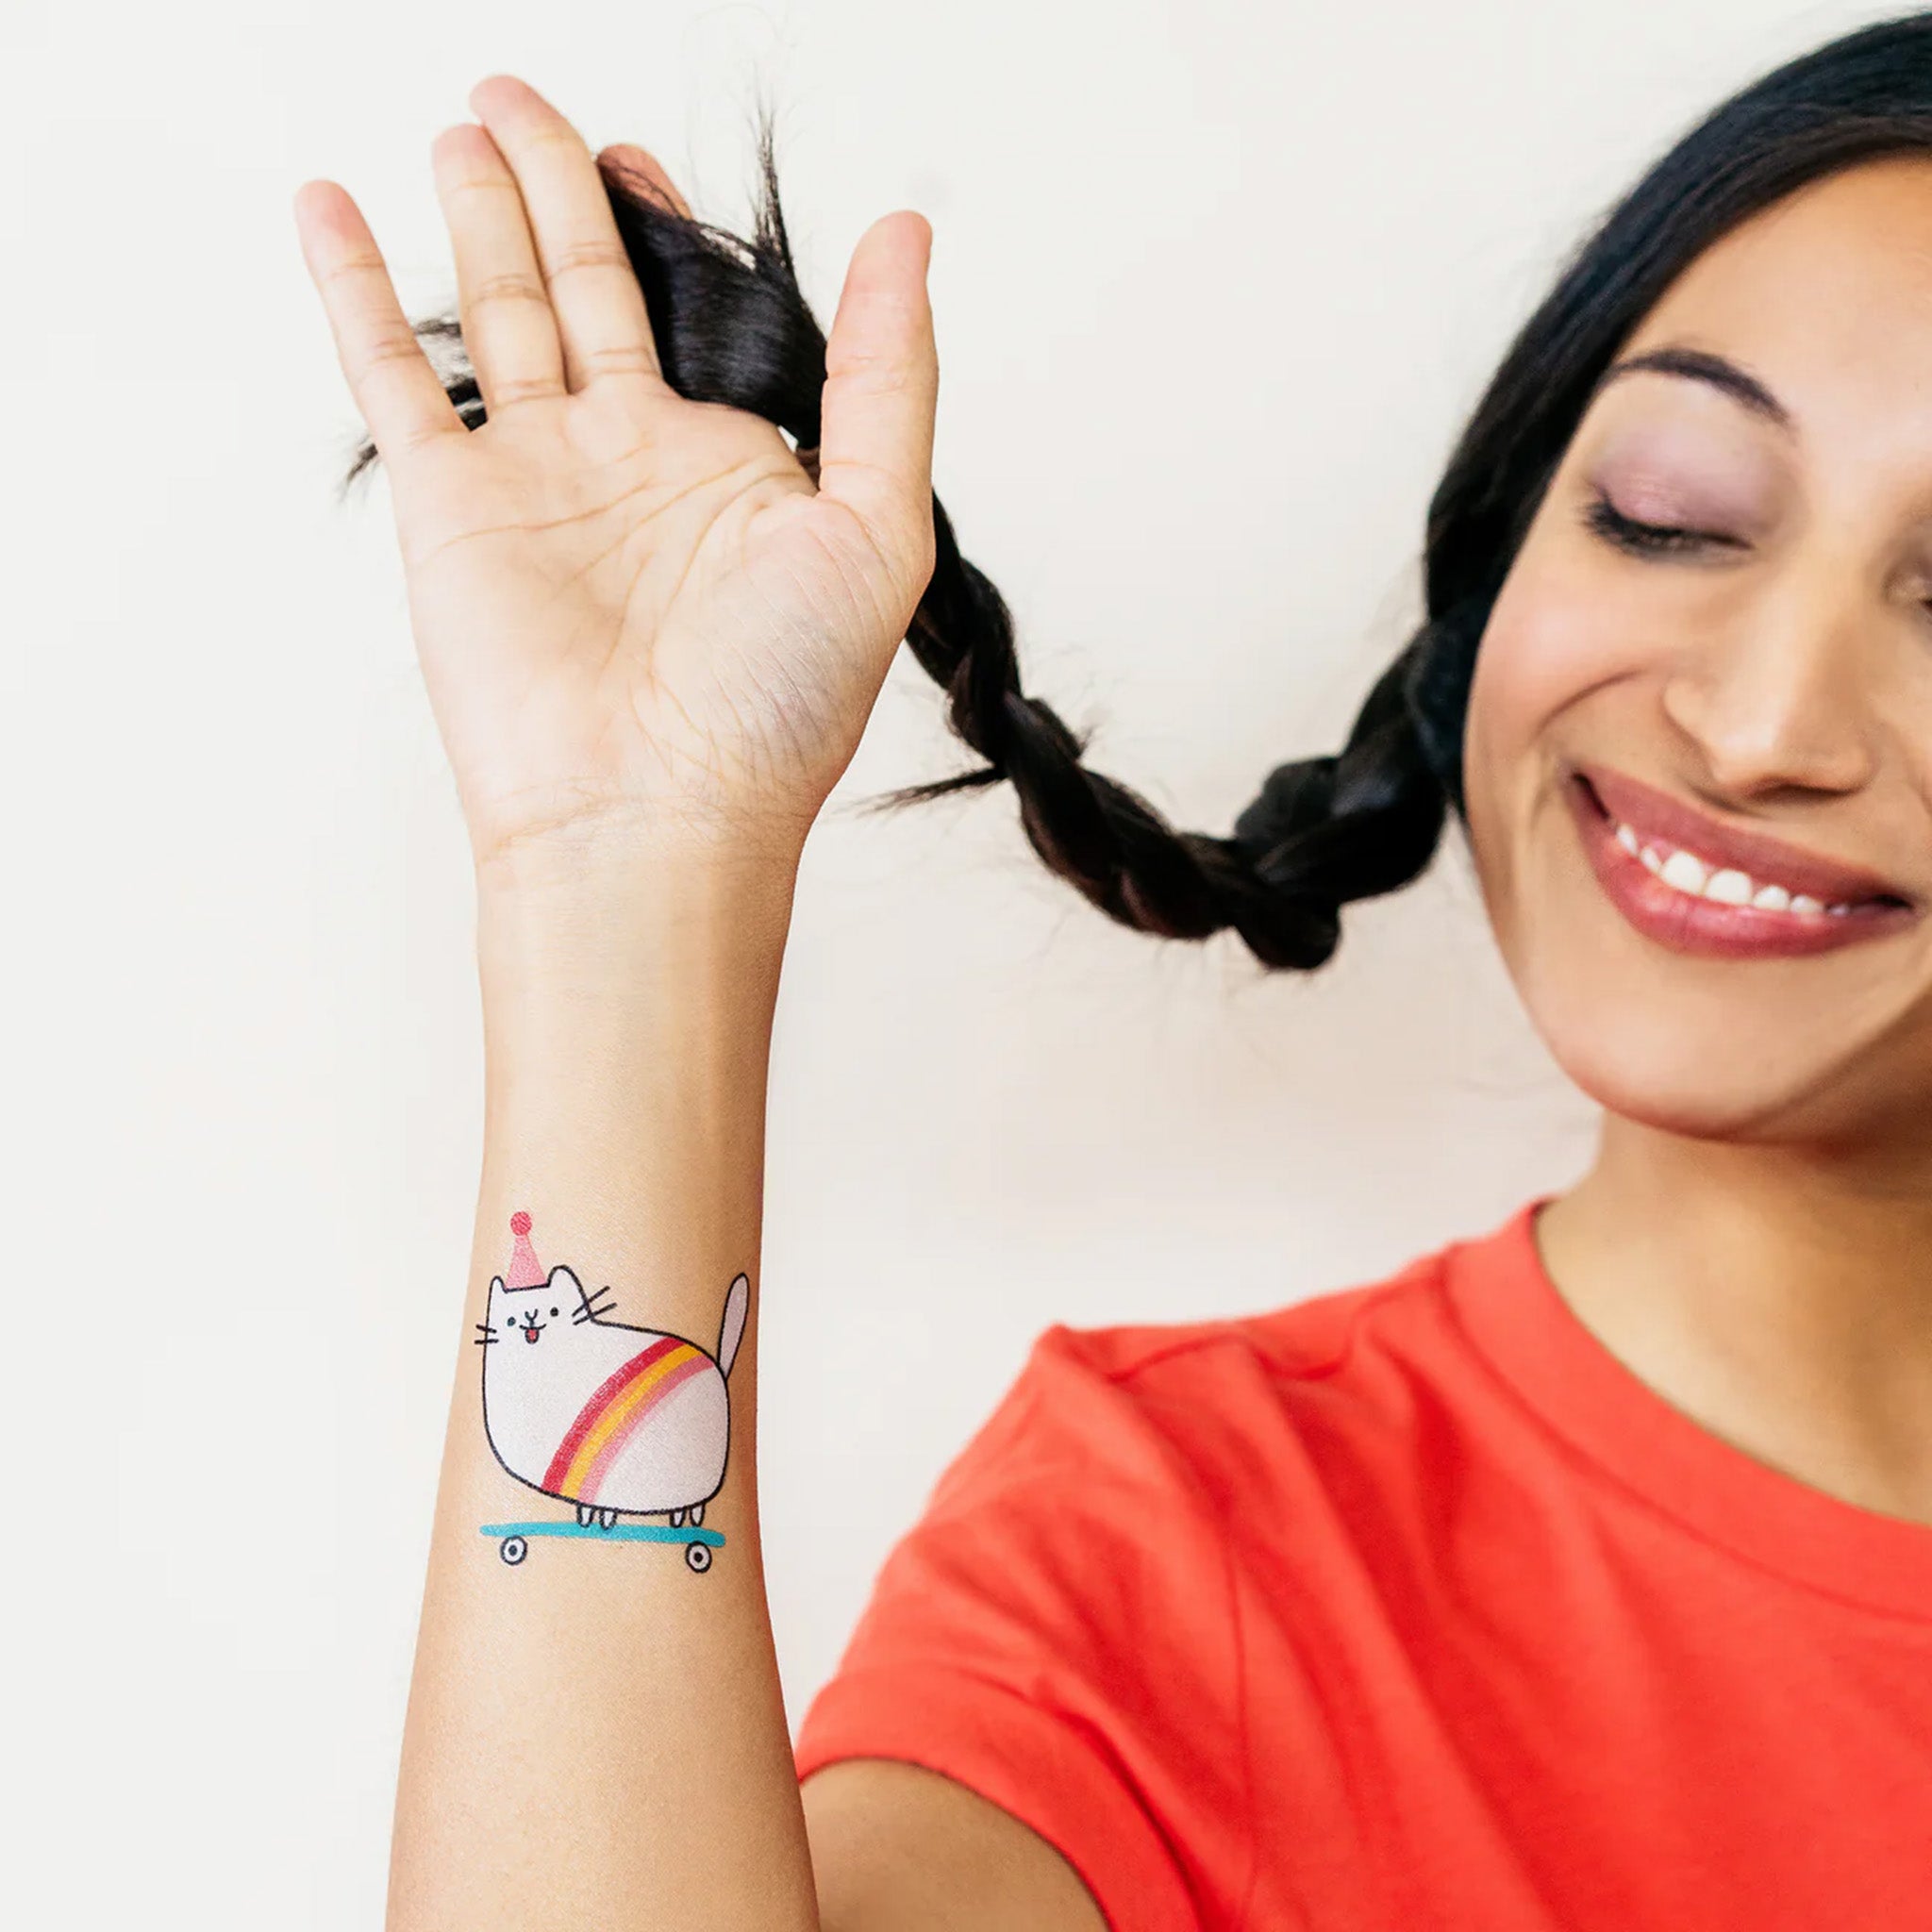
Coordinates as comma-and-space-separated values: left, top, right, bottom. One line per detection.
468, 74, 666, 391
430, 120, 567, 413
291, 178, 467, 465
816, 210, 939, 586
597, 142, 693, 221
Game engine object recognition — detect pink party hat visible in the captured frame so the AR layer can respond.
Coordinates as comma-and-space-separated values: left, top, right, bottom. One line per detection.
505, 1210, 546, 1290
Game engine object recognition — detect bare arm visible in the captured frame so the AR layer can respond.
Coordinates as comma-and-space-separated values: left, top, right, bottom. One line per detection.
805, 1763, 1110, 1931
295, 71, 1106, 1932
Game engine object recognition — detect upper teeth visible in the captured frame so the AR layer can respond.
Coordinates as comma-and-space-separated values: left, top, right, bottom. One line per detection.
1611, 819, 1851, 915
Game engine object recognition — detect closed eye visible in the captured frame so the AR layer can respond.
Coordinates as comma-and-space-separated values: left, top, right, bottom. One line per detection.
1580, 491, 1744, 558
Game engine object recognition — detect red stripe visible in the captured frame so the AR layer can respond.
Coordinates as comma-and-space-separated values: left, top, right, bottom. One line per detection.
578, 1348, 711, 1499
542, 1337, 682, 1493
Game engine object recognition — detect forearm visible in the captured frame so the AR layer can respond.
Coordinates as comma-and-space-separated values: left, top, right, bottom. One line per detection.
388, 830, 817, 1932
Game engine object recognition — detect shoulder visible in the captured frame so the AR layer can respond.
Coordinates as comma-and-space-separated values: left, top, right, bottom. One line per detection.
963, 1227, 1467, 1486
1050, 1237, 1450, 1384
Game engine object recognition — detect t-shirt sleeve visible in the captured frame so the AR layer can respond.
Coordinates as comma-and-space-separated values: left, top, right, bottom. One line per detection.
792, 1324, 1246, 1932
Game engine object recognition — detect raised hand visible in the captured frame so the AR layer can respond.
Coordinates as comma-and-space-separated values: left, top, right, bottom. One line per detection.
293, 75, 938, 875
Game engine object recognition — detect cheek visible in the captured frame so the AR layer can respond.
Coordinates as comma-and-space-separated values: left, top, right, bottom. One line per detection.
1461, 557, 1627, 891
1472, 550, 1636, 757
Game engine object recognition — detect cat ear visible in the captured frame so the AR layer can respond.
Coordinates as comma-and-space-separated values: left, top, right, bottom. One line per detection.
547, 1264, 582, 1298
489, 1275, 506, 1297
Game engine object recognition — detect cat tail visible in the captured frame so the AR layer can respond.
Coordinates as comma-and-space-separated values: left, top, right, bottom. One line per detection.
716, 1273, 750, 1379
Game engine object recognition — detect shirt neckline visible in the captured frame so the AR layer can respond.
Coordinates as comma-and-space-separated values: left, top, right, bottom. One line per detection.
1442, 1193, 1932, 1623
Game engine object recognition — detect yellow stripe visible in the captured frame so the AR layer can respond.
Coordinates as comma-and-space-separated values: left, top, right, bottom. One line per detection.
562, 1344, 699, 1495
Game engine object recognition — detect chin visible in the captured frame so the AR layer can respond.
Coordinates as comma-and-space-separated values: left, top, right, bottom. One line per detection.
1549, 1032, 1799, 1141
1515, 945, 1856, 1142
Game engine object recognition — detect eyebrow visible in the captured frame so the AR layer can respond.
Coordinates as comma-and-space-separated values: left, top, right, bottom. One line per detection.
1591, 345, 1795, 436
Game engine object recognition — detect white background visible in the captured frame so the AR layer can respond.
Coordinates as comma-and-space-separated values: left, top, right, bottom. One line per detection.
1, 1, 1890, 1923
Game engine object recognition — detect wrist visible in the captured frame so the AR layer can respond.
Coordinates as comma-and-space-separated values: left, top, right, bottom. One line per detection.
475, 800, 807, 893
475, 822, 802, 1010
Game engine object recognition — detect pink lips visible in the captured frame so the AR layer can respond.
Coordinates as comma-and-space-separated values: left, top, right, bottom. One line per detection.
1581, 762, 1910, 908
1566, 768, 1919, 960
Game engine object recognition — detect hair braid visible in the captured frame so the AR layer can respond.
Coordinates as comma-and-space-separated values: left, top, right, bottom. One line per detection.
868, 495, 1450, 968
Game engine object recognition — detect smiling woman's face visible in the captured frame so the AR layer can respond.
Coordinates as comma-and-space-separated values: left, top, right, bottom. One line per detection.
1463, 156, 1932, 1151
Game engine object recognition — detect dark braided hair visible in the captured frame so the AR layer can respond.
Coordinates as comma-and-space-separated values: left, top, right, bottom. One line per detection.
342, 9, 1932, 970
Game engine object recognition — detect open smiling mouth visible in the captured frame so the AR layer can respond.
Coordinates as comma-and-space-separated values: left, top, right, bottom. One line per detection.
1564, 765, 1919, 960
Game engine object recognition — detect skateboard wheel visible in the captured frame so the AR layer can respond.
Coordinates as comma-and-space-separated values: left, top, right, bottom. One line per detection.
685, 1541, 712, 1574
500, 1536, 528, 1566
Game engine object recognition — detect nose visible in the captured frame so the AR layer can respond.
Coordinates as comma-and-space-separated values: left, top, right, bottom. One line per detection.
1658, 566, 1881, 802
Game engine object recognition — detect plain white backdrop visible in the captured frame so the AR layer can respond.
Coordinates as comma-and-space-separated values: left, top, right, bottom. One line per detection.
2, 1, 1895, 1923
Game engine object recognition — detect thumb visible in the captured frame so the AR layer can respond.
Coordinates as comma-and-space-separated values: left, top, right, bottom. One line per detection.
815, 210, 939, 593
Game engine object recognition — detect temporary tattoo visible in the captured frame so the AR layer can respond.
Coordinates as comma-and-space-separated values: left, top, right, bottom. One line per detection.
475, 1212, 749, 1574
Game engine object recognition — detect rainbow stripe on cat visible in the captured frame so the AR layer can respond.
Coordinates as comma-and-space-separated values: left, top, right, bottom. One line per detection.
543, 1337, 709, 1501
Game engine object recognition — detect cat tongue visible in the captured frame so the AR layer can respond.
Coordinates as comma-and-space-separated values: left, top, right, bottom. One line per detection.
525, 1326, 541, 1344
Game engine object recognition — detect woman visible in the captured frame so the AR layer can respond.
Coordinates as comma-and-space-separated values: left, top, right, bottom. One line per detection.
293, 14, 1932, 1928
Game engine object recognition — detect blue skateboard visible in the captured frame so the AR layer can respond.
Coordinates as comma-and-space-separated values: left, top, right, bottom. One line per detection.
481, 1519, 726, 1573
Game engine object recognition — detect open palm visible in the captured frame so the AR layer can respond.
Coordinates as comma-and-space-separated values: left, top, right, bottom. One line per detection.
294, 75, 938, 873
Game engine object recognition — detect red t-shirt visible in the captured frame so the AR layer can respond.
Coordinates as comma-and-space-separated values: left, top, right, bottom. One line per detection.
792, 1195, 1932, 1929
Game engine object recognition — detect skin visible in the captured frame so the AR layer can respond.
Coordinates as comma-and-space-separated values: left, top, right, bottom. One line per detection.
1466, 155, 1932, 1526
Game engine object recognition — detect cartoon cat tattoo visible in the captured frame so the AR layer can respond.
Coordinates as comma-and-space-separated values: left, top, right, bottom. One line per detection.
476, 1212, 749, 1531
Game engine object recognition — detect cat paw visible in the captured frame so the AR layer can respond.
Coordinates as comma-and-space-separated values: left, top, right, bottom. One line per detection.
669, 1507, 686, 1527
575, 1503, 593, 1527
597, 1508, 618, 1530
